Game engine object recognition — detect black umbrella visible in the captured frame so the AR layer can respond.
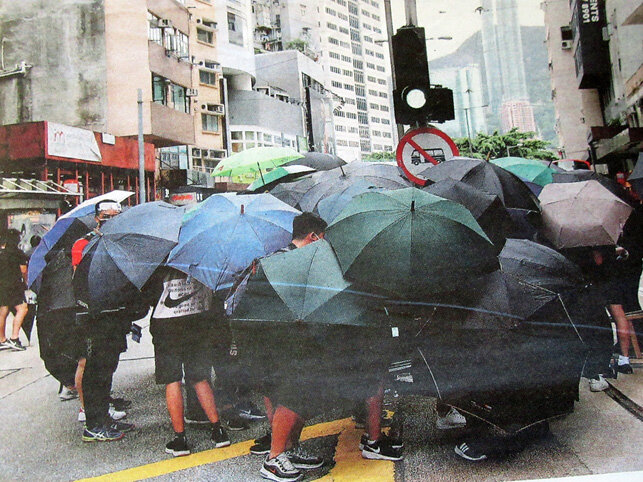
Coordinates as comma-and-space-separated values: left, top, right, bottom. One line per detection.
499, 238, 584, 292
298, 161, 412, 212
423, 178, 513, 251
552, 169, 631, 202
627, 152, 643, 197
420, 157, 540, 211
283, 151, 347, 171
269, 176, 317, 209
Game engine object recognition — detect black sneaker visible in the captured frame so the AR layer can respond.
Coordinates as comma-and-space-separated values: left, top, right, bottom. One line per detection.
285, 445, 324, 469
211, 423, 231, 448
237, 402, 267, 420
108, 396, 132, 411
260, 453, 303, 482
226, 415, 250, 431
361, 438, 404, 461
359, 433, 404, 451
353, 411, 393, 429
251, 431, 272, 455
454, 442, 487, 461
165, 436, 191, 457
616, 363, 634, 374
109, 420, 135, 433
82, 425, 124, 442
6, 338, 26, 351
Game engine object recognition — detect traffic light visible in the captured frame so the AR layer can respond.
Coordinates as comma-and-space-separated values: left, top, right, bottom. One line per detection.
392, 26, 455, 125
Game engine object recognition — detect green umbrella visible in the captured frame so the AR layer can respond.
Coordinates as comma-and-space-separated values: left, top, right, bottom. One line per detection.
232, 240, 377, 326
325, 187, 499, 298
211, 147, 304, 181
491, 157, 557, 187
247, 165, 315, 192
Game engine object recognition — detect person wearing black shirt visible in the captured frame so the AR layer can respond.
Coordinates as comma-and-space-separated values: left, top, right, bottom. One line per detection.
0, 229, 29, 351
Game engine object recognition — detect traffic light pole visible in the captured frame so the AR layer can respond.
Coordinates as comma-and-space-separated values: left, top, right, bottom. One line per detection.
384, 0, 405, 142
404, 0, 418, 26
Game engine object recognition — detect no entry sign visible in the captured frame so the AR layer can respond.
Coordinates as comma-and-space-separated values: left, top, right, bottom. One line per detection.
396, 127, 459, 186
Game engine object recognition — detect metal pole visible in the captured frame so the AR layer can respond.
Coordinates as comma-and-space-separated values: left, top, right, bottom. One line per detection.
137, 89, 146, 204
404, 0, 418, 26
464, 108, 472, 152
384, 0, 405, 142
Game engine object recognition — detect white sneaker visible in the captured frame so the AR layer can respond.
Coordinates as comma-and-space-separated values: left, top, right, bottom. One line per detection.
109, 405, 127, 421
78, 408, 86, 423
589, 375, 609, 392
436, 407, 467, 430
59, 386, 79, 401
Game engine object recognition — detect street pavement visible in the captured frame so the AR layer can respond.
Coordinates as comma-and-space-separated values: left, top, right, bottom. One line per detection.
1, 319, 642, 482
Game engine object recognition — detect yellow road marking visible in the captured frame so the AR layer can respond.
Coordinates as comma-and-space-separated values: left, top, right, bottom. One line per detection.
76, 418, 354, 482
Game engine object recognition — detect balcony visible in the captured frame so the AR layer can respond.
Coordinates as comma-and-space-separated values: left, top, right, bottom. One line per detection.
148, 41, 192, 88
149, 102, 195, 147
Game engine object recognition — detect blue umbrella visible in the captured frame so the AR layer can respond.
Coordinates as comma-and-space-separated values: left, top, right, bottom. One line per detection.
317, 180, 380, 223
74, 202, 185, 311
167, 193, 300, 292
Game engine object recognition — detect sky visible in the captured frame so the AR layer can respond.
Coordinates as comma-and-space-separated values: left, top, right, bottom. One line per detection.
390, 0, 545, 59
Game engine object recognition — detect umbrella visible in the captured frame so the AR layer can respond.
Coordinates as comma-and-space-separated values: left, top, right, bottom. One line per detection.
60, 190, 134, 219
539, 180, 633, 249
283, 152, 347, 171
629, 152, 643, 196
298, 161, 412, 212
269, 176, 317, 209
516, 176, 544, 197
491, 157, 557, 187
552, 169, 630, 201
317, 179, 380, 223
325, 187, 498, 298
420, 157, 540, 211
246, 165, 315, 192
232, 240, 372, 326
74, 202, 184, 311
211, 147, 303, 180
167, 193, 299, 292
423, 178, 513, 251
499, 239, 584, 292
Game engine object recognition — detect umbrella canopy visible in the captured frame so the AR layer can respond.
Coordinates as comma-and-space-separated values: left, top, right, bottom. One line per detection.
74, 202, 184, 311
499, 239, 585, 292
59, 190, 134, 220
232, 240, 373, 325
269, 176, 317, 209
298, 161, 412, 212
211, 147, 303, 178
491, 157, 557, 187
167, 193, 299, 292
317, 179, 380, 223
539, 180, 633, 249
283, 151, 347, 171
629, 152, 643, 196
420, 157, 540, 211
325, 187, 498, 298
423, 178, 512, 251
552, 169, 630, 201
246, 165, 315, 192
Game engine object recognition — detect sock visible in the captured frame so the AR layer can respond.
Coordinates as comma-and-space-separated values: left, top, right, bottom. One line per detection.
175, 431, 186, 441
618, 355, 630, 365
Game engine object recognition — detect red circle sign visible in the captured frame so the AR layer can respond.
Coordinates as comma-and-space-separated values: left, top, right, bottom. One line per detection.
396, 127, 459, 186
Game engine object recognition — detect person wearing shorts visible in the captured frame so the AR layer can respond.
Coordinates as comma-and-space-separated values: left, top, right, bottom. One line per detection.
0, 229, 29, 351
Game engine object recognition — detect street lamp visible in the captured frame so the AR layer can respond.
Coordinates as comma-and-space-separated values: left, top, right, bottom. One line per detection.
460, 104, 488, 152
506, 144, 524, 157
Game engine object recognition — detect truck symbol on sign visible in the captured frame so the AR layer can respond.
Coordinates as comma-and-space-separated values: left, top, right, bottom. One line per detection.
411, 147, 446, 165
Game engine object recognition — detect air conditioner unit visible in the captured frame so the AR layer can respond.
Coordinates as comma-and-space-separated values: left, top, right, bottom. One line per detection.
158, 19, 173, 29
186, 88, 199, 97
202, 104, 225, 114
561, 40, 572, 50
191, 148, 202, 157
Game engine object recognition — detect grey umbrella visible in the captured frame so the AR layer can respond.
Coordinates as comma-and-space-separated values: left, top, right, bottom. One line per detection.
283, 151, 347, 171
628, 152, 643, 196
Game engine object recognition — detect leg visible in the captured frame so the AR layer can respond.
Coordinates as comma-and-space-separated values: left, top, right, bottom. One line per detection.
609, 304, 631, 358
366, 385, 384, 441
193, 379, 220, 424
0, 305, 9, 341
270, 406, 301, 458
264, 396, 275, 424
166, 381, 185, 433
11, 302, 28, 340
76, 358, 86, 408
83, 336, 121, 428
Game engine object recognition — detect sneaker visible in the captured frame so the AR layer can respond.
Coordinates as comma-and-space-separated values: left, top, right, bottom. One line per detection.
436, 407, 467, 430
589, 375, 609, 392
353, 411, 393, 429
108, 420, 135, 433
361, 438, 404, 461
109, 405, 127, 421
285, 444, 324, 469
260, 453, 303, 482
211, 423, 231, 448
454, 442, 487, 461
359, 432, 404, 451
251, 431, 272, 455
165, 436, 191, 457
226, 415, 249, 431
6, 338, 26, 351
59, 386, 79, 401
78, 408, 86, 423
108, 396, 132, 411
0, 339, 12, 350
616, 363, 634, 374
82, 425, 124, 442
237, 402, 267, 420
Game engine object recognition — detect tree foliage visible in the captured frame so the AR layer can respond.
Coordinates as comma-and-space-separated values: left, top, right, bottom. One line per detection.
454, 128, 558, 161
363, 151, 396, 161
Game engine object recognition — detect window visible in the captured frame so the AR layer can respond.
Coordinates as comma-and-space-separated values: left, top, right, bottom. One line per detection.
147, 12, 163, 45
348, 2, 359, 15
350, 29, 360, 42
362, 9, 371, 17
171, 84, 189, 113
369, 89, 378, 96
369, 103, 379, 109
200, 69, 217, 85
344, 98, 356, 105
152, 75, 167, 105
340, 40, 350, 48
365, 49, 374, 56
349, 140, 360, 147
367, 62, 376, 69
339, 26, 349, 35
355, 85, 365, 96
363, 23, 372, 31
378, 92, 388, 98
344, 83, 355, 91
376, 65, 385, 72
375, 52, 384, 59
373, 144, 382, 151
351, 43, 362, 55
381, 118, 390, 124
380, 105, 389, 112
372, 14, 380, 21
329, 51, 340, 59
353, 59, 363, 69
227, 12, 244, 46
329, 37, 339, 45
367, 75, 376, 82
330, 66, 341, 74
357, 98, 367, 110
202, 113, 219, 132
338, 12, 348, 20
346, 112, 357, 119
335, 110, 346, 117
344, 69, 354, 77
348, 126, 358, 133
300, 4, 307, 16
197, 28, 214, 44
341, 54, 352, 62
371, 116, 380, 123
326, 7, 336, 15
354, 71, 364, 82
349, 17, 359, 29
360, 140, 371, 151
335, 124, 347, 132
331, 80, 343, 88
202, 19, 217, 30
377, 78, 386, 85
327, 22, 338, 30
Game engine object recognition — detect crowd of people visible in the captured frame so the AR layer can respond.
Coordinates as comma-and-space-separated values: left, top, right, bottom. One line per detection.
1, 187, 641, 482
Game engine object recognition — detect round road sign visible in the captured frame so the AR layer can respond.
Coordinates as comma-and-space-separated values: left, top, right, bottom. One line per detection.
396, 127, 459, 186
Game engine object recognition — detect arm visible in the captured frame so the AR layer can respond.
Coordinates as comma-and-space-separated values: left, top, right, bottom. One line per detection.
71, 238, 90, 272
